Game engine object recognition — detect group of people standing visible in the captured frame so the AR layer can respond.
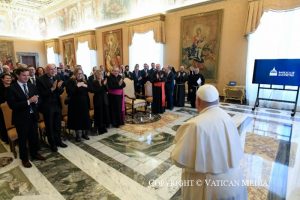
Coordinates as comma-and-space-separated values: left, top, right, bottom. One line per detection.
0, 62, 206, 168
121, 63, 205, 114
0, 63, 127, 168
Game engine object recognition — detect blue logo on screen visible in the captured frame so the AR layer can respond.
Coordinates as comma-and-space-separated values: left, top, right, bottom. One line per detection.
253, 59, 300, 86
269, 67, 277, 76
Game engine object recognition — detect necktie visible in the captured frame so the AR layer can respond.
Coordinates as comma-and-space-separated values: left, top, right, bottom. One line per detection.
23, 83, 33, 113
23, 84, 29, 98
30, 77, 35, 85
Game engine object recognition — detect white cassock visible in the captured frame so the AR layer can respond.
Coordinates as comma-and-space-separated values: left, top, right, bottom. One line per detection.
171, 105, 248, 200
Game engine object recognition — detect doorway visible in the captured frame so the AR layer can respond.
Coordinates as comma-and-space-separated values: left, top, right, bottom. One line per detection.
16, 52, 39, 68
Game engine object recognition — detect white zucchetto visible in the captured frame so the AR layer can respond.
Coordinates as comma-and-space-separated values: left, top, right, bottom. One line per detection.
196, 84, 219, 102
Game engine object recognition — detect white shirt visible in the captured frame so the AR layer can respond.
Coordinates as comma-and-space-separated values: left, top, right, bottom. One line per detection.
17, 80, 28, 95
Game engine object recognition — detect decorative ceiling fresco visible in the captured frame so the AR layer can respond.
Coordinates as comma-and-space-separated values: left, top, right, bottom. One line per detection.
0, 0, 214, 39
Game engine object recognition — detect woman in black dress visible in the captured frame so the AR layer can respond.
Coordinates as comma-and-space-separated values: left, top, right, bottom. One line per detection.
90, 70, 110, 134
66, 68, 90, 142
0, 73, 12, 143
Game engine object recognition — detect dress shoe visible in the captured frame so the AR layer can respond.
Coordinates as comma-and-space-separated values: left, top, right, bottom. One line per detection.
75, 136, 81, 142
50, 145, 58, 152
33, 153, 46, 161
82, 134, 90, 140
58, 142, 67, 148
98, 128, 107, 135
22, 160, 32, 168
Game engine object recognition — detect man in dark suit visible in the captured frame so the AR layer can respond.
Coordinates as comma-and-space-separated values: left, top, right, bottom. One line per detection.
165, 65, 175, 110
132, 64, 143, 94
124, 65, 132, 79
28, 65, 37, 85
88, 66, 97, 89
140, 63, 150, 95
149, 62, 156, 80
7, 67, 46, 168
36, 64, 67, 152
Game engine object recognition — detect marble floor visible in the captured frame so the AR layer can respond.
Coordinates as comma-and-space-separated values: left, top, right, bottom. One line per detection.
1, 103, 300, 200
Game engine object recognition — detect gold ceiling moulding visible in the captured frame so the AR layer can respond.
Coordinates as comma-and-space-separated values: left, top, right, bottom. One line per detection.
58, 30, 96, 39
74, 30, 96, 38
44, 39, 59, 43
95, 21, 126, 30
166, 0, 225, 13
126, 14, 165, 26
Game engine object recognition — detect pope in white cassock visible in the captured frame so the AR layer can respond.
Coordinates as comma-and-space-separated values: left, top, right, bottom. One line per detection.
171, 84, 247, 200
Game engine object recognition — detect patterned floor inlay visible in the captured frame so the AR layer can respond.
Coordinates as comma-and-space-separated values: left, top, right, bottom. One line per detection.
121, 113, 181, 134
33, 148, 119, 200
245, 133, 280, 162
100, 133, 174, 157
0, 157, 13, 168
1, 102, 300, 200
125, 112, 161, 124
0, 142, 7, 153
0, 166, 38, 199
248, 186, 268, 200
245, 133, 296, 166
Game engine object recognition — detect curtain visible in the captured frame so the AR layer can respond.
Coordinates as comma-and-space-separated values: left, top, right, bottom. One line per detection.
74, 31, 97, 50
45, 39, 59, 54
245, 0, 300, 35
128, 14, 166, 45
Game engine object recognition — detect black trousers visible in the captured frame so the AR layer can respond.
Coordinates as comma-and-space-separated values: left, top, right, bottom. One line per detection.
15, 114, 39, 161
0, 108, 8, 143
109, 94, 124, 127
42, 105, 62, 147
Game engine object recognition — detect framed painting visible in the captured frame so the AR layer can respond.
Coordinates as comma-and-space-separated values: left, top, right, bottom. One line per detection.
0, 40, 15, 69
180, 10, 223, 82
62, 38, 76, 67
102, 29, 122, 72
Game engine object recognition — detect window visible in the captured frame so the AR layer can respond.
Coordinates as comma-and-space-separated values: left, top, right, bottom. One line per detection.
246, 9, 300, 110
129, 31, 164, 71
76, 41, 97, 76
46, 47, 59, 66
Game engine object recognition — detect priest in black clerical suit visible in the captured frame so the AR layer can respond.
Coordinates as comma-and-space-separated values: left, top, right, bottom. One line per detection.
7, 67, 45, 168
36, 64, 67, 152
107, 67, 126, 128
151, 64, 166, 114
174, 66, 188, 107
188, 67, 205, 108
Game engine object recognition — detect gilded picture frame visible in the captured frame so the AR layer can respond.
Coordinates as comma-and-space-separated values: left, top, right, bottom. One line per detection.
0, 40, 15, 69
180, 10, 223, 82
62, 38, 76, 67
102, 29, 123, 72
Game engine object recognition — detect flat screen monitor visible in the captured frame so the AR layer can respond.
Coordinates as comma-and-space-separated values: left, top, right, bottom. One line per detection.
252, 59, 300, 86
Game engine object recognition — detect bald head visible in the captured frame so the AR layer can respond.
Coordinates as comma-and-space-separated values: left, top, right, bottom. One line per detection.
46, 64, 57, 77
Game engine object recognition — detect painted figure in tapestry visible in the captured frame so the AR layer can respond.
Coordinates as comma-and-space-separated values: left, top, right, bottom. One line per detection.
104, 33, 121, 72
181, 11, 222, 81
